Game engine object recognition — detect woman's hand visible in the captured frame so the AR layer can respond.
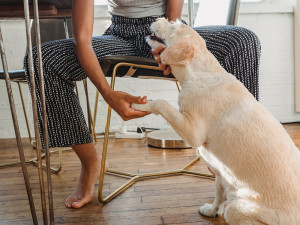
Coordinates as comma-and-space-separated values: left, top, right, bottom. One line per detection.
104, 89, 150, 121
152, 0, 183, 75
152, 46, 171, 75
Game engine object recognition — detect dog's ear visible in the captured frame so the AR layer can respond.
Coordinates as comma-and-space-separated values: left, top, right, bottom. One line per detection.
160, 40, 194, 65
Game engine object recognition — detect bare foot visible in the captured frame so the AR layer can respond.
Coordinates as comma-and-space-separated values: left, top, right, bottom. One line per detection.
65, 145, 108, 208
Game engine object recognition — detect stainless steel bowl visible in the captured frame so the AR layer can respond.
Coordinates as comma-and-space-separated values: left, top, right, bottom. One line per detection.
147, 129, 191, 149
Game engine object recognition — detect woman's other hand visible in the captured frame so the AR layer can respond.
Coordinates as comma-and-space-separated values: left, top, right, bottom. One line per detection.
104, 90, 149, 121
152, 46, 171, 75
152, 0, 183, 75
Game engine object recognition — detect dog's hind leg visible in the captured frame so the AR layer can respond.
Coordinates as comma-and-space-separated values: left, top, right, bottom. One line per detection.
199, 175, 226, 217
224, 199, 270, 225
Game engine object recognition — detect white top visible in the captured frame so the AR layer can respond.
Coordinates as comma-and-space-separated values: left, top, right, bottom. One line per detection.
107, 0, 166, 18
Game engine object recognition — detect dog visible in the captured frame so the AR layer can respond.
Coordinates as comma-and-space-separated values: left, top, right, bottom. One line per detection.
132, 18, 300, 225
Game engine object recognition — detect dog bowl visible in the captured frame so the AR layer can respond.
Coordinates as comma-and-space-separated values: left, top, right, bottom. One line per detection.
147, 129, 192, 149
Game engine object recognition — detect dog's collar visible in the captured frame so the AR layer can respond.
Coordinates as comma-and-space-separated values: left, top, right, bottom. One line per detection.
150, 33, 165, 44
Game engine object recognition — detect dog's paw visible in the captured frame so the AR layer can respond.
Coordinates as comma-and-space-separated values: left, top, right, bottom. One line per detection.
131, 102, 151, 112
199, 204, 218, 217
131, 101, 157, 114
131, 100, 166, 115
217, 201, 226, 216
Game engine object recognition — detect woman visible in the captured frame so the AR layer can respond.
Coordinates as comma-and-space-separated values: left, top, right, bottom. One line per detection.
25, 0, 260, 209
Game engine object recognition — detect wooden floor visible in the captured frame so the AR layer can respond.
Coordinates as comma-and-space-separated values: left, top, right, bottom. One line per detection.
0, 123, 299, 225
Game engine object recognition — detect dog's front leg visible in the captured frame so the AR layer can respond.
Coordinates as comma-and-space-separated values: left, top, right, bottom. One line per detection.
199, 175, 226, 217
132, 100, 205, 147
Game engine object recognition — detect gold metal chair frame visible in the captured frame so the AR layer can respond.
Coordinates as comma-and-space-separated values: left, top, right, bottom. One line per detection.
0, 147, 73, 173
1, 0, 53, 223
0, 19, 77, 174
96, 62, 215, 203
0, 80, 74, 173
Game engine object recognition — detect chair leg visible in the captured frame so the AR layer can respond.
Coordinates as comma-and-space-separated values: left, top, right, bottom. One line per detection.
0, 80, 72, 173
17, 81, 35, 148
0, 24, 38, 225
83, 79, 94, 136
29, 148, 73, 173
176, 81, 181, 91
97, 63, 215, 203
92, 90, 100, 144
0, 147, 72, 173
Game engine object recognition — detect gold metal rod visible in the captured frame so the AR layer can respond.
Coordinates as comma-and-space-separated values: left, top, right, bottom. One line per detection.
30, 160, 61, 173
181, 155, 200, 170
58, 149, 63, 172
102, 177, 139, 203
1, 148, 70, 173
17, 82, 33, 143
0, 25, 38, 225
101, 167, 215, 203
105, 169, 137, 177
32, 0, 54, 222
0, 160, 31, 167
98, 105, 112, 202
83, 79, 93, 133
181, 170, 215, 178
137, 170, 183, 178
98, 63, 118, 203
92, 91, 100, 143
30, 148, 70, 173
23, 0, 48, 223
0, 160, 59, 173
176, 81, 181, 92
113, 62, 162, 71
106, 169, 214, 180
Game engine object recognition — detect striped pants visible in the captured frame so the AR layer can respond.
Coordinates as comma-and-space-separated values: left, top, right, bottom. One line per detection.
25, 15, 261, 148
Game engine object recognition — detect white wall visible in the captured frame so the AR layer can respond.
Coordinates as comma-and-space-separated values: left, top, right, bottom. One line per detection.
238, 0, 300, 122
295, 0, 300, 112
0, 21, 29, 139
0, 0, 299, 139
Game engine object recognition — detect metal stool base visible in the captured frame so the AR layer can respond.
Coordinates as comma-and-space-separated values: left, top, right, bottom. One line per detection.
0, 148, 72, 173
100, 155, 214, 203
97, 62, 215, 203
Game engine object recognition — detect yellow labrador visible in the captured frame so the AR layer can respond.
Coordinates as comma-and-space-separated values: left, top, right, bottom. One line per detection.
132, 18, 300, 225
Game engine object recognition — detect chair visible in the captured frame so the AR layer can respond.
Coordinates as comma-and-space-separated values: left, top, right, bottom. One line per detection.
95, 0, 241, 203
0, 18, 85, 173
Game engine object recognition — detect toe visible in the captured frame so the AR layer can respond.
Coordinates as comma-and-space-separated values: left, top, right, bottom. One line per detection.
71, 196, 92, 209
65, 194, 72, 204
66, 202, 73, 208
65, 195, 79, 208
66, 199, 73, 208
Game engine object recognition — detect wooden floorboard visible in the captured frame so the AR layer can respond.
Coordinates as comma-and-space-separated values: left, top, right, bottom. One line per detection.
0, 123, 299, 225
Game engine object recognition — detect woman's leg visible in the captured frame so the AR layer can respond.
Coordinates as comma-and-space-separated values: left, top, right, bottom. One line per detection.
24, 35, 139, 208
193, 26, 261, 100
65, 143, 108, 208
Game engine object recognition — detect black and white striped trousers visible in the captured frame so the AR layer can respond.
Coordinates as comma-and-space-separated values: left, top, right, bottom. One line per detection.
24, 15, 261, 148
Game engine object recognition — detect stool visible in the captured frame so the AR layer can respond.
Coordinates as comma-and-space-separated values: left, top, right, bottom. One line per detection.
96, 55, 215, 203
